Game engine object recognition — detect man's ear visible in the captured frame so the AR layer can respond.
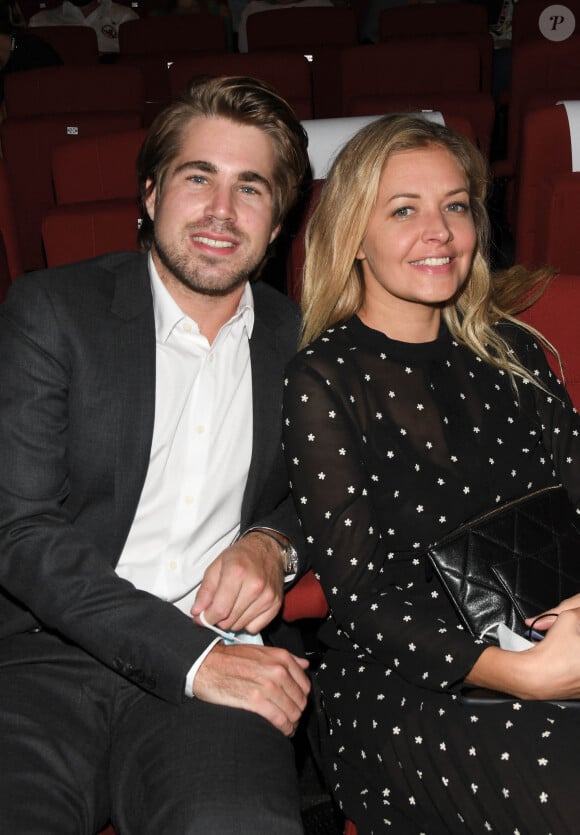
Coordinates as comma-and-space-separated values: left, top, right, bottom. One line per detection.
144, 179, 156, 220
269, 223, 281, 245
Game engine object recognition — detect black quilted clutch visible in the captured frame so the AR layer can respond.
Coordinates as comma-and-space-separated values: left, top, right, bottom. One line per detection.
426, 484, 580, 642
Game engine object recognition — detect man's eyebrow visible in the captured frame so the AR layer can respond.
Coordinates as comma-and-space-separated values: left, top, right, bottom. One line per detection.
173, 160, 273, 192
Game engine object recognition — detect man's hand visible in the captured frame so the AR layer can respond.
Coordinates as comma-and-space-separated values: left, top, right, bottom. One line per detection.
191, 532, 286, 634
192, 642, 311, 737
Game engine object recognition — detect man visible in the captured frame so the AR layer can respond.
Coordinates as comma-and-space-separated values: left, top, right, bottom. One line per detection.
29, 0, 138, 54
0, 76, 311, 834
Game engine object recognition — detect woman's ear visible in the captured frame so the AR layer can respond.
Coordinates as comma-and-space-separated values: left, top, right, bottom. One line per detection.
355, 243, 366, 261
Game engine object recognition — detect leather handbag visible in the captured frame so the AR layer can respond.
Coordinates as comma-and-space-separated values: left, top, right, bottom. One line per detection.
426, 484, 580, 643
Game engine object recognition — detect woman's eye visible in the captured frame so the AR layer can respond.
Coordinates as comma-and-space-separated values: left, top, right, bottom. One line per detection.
393, 206, 412, 218
447, 201, 469, 213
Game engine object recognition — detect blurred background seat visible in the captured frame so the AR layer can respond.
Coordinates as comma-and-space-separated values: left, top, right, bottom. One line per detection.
168, 50, 314, 119
31, 23, 100, 64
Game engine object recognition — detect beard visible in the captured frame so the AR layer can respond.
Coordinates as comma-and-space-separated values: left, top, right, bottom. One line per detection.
152, 225, 266, 298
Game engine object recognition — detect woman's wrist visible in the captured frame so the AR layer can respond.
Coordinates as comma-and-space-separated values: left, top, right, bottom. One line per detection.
464, 645, 538, 700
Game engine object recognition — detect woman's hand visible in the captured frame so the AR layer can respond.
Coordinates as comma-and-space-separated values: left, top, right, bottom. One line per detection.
466, 606, 580, 701
524, 592, 580, 632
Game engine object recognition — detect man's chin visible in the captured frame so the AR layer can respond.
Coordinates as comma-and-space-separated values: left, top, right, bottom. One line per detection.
153, 242, 257, 297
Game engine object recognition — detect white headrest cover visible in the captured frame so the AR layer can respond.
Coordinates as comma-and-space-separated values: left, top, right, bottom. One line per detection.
301, 111, 445, 179
559, 100, 580, 172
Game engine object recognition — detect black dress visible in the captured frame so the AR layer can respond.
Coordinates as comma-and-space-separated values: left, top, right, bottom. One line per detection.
283, 316, 580, 834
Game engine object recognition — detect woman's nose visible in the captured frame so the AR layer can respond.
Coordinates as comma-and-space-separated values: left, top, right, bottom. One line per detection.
421, 212, 453, 243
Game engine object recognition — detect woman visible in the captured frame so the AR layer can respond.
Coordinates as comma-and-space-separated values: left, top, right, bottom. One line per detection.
283, 113, 580, 833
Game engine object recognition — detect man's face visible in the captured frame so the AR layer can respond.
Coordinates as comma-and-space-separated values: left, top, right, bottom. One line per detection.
145, 116, 280, 299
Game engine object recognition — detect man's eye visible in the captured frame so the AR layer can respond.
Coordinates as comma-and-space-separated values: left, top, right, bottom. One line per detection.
189, 175, 206, 184
240, 185, 258, 195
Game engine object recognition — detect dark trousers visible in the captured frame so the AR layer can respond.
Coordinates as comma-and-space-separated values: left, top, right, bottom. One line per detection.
0, 630, 303, 835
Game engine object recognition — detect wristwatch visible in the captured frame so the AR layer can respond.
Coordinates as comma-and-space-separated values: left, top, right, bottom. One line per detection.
245, 527, 299, 577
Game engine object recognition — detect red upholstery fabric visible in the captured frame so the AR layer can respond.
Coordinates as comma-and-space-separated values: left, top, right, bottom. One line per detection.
282, 569, 329, 622
245, 6, 358, 52
338, 39, 493, 150
378, 6, 492, 94
499, 35, 580, 185
42, 198, 141, 267
517, 273, 580, 410
340, 39, 482, 109
118, 13, 227, 55
168, 51, 314, 120
1, 111, 143, 271
545, 173, 580, 274
0, 159, 23, 284
348, 94, 491, 156
515, 103, 574, 268
511, 0, 580, 48
51, 128, 147, 206
32, 25, 100, 65
380, 2, 488, 37
2, 64, 145, 119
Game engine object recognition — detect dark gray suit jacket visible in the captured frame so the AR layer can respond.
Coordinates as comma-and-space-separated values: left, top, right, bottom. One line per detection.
0, 252, 304, 704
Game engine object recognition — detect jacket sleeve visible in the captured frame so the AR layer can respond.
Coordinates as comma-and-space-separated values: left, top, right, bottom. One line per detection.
0, 275, 218, 704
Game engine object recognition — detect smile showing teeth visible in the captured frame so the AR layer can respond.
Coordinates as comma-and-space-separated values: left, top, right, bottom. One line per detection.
410, 257, 451, 266
193, 236, 235, 249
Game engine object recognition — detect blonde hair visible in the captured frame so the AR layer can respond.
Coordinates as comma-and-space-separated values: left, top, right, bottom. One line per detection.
300, 113, 554, 388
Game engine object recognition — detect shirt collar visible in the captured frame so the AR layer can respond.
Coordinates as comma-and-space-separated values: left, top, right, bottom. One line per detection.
149, 252, 255, 344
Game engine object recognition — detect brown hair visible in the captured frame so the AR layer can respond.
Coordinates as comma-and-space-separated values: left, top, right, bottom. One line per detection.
137, 75, 309, 250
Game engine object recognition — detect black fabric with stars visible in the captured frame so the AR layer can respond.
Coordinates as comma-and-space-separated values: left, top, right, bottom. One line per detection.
283, 316, 580, 834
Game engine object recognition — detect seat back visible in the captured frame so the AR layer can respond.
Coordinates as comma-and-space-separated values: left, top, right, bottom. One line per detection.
340, 39, 483, 114
378, 7, 493, 92
544, 172, 580, 274
51, 127, 148, 205
42, 199, 142, 267
380, 2, 488, 37
0, 159, 23, 286
517, 273, 580, 410
168, 51, 314, 120
31, 25, 100, 65
246, 6, 358, 51
118, 13, 228, 55
2, 64, 145, 119
1, 112, 143, 271
511, 0, 580, 47
515, 102, 575, 269
504, 35, 580, 180
347, 93, 492, 158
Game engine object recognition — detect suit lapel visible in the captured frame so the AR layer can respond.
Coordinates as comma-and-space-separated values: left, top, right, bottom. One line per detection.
108, 256, 157, 555
242, 311, 285, 522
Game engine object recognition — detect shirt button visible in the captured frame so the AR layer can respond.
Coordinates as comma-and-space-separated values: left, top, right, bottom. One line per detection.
195, 424, 205, 434
182, 322, 193, 333
185, 495, 194, 505
168, 560, 177, 571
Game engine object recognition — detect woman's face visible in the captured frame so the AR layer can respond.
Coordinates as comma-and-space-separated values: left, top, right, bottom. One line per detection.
356, 145, 477, 337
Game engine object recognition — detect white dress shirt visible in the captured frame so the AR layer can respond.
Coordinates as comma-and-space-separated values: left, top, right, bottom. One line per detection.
116, 258, 254, 690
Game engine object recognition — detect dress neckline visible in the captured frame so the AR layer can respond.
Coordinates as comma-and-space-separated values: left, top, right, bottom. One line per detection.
348, 315, 452, 363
